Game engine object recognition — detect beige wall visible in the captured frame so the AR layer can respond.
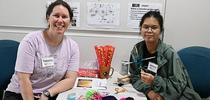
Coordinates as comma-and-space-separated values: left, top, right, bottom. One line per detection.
1, 0, 210, 70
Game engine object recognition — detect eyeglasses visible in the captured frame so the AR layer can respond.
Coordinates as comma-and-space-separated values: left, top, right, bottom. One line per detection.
142, 25, 160, 32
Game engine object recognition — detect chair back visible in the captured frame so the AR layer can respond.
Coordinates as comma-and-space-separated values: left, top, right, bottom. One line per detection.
178, 46, 210, 98
0, 40, 19, 90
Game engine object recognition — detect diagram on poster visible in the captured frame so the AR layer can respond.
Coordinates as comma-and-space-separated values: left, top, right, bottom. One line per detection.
87, 2, 120, 27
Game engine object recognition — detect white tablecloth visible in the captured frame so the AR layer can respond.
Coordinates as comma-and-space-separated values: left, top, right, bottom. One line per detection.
56, 72, 147, 100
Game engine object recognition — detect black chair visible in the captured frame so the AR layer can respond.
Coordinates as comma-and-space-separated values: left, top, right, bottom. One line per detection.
178, 46, 210, 98
0, 40, 19, 100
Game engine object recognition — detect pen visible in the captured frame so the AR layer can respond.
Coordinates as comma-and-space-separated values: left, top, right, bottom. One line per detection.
141, 56, 155, 61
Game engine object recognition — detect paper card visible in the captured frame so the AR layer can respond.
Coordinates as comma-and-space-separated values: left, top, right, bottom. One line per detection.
74, 77, 107, 90
147, 62, 158, 74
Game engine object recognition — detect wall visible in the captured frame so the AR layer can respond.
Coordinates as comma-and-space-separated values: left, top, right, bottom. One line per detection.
0, 27, 141, 71
0, 0, 165, 33
1, 0, 210, 71
164, 0, 210, 50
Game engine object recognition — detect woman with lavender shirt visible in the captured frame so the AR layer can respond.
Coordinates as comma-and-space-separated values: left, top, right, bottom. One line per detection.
4, 0, 79, 100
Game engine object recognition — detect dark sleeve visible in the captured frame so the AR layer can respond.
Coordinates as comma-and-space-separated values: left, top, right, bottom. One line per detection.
129, 49, 151, 95
151, 48, 189, 99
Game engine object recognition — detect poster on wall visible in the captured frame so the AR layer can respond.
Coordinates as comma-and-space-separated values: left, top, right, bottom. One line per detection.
127, 2, 162, 29
87, 2, 120, 28
68, 2, 80, 27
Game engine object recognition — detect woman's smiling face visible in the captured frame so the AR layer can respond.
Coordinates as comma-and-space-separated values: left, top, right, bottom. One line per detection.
47, 5, 70, 35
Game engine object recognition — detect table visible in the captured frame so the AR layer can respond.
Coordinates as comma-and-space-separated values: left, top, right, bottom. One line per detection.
56, 72, 147, 100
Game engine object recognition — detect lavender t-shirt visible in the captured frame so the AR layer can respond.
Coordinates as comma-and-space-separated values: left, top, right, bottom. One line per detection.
6, 30, 79, 94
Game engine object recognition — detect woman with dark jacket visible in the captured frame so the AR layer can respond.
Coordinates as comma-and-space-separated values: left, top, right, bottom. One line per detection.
129, 11, 201, 100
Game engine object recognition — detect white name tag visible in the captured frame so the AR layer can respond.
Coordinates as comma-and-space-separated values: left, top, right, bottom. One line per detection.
147, 62, 158, 74
41, 57, 54, 68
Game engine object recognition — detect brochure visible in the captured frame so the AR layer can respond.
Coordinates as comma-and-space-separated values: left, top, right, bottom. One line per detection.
74, 77, 107, 90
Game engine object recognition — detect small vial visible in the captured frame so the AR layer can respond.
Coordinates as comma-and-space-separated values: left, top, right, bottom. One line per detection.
67, 93, 76, 100
120, 61, 130, 75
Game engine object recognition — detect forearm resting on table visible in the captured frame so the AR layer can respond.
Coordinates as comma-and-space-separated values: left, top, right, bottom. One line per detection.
17, 72, 34, 100
48, 71, 77, 97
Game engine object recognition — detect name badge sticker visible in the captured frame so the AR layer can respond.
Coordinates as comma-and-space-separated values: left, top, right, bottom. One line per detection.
147, 62, 158, 74
41, 56, 54, 68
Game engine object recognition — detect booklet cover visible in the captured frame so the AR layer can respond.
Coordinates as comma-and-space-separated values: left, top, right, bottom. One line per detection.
74, 77, 107, 90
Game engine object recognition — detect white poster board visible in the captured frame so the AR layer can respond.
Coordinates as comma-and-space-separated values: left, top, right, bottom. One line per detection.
127, 2, 163, 29
0, 0, 166, 33
87, 2, 120, 27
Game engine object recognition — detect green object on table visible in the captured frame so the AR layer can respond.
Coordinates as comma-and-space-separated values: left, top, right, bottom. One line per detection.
85, 89, 96, 100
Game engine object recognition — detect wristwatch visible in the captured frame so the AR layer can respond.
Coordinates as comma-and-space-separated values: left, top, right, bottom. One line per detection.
43, 90, 51, 98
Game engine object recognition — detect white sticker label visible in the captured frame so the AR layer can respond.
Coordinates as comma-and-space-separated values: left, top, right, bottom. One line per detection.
41, 57, 54, 68
147, 62, 158, 74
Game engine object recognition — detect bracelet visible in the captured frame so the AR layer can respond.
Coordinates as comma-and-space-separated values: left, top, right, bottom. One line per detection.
43, 90, 51, 98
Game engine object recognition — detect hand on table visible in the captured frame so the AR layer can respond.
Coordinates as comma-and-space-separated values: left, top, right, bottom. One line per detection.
147, 90, 163, 100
